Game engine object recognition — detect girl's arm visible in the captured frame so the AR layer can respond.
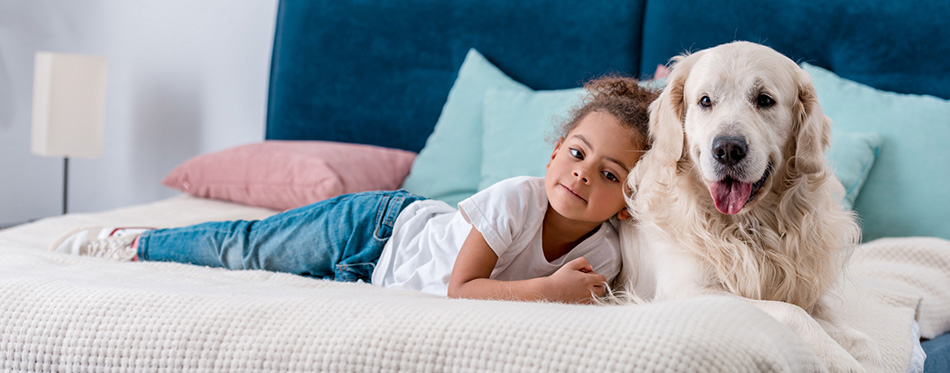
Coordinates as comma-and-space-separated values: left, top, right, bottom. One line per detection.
447, 227, 607, 303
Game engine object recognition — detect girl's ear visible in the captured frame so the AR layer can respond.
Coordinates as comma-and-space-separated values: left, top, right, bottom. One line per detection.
547, 137, 564, 168
616, 207, 631, 220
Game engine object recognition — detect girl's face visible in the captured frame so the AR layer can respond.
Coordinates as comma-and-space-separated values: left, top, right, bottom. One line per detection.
545, 111, 644, 225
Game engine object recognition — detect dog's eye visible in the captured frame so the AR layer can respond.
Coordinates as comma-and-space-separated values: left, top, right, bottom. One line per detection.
699, 96, 712, 108
756, 94, 775, 108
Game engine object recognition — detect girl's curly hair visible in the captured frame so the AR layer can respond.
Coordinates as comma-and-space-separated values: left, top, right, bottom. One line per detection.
555, 76, 659, 151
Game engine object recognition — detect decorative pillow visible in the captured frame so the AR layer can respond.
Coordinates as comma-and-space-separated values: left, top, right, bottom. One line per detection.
162, 141, 417, 211
654, 64, 671, 79
826, 131, 883, 210
400, 49, 529, 206
479, 87, 585, 190
804, 63, 950, 241
479, 85, 883, 213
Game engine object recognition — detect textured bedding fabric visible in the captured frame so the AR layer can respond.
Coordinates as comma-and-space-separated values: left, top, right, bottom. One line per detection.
0, 196, 948, 372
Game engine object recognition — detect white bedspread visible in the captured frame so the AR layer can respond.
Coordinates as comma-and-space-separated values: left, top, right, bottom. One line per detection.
0, 195, 947, 372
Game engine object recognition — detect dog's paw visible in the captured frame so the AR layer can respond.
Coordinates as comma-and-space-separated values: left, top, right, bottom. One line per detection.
812, 311, 883, 373
815, 348, 866, 373
750, 300, 868, 373
830, 327, 883, 373
802, 323, 866, 373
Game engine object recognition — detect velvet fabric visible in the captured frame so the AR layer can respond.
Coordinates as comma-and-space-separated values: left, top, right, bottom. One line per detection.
266, 0, 646, 152
639, 0, 950, 99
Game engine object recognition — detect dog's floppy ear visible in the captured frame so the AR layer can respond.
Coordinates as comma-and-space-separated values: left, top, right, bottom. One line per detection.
648, 54, 694, 165
792, 70, 832, 174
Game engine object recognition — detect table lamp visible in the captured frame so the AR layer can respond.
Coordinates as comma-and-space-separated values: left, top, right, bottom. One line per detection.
31, 52, 108, 215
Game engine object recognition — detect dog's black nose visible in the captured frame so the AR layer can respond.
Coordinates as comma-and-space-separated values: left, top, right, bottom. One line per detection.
712, 136, 748, 166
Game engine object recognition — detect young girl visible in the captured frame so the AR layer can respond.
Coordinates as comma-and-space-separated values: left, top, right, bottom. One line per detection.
51, 77, 657, 304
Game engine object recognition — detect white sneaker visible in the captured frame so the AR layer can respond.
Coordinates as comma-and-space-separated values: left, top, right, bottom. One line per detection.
50, 227, 153, 261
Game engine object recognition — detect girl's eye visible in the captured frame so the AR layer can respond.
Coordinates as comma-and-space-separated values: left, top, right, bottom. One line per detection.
570, 148, 584, 160
603, 171, 619, 182
699, 96, 712, 108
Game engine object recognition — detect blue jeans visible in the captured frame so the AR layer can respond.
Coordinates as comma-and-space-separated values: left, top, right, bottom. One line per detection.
138, 190, 426, 282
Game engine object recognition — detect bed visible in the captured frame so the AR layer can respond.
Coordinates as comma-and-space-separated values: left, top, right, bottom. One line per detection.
3, 0, 950, 371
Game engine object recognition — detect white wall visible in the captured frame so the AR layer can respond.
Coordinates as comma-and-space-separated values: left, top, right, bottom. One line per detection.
0, 0, 278, 225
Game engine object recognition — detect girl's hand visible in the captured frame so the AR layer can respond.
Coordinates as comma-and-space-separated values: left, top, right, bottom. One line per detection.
546, 257, 607, 303
448, 227, 607, 304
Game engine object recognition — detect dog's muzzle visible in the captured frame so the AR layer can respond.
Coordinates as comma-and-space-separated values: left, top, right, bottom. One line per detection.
709, 163, 772, 215
708, 136, 771, 214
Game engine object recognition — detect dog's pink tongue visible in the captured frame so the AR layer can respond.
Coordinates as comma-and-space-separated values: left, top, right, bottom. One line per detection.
710, 180, 752, 214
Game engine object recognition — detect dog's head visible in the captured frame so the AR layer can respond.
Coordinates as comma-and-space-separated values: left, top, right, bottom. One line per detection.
648, 41, 831, 215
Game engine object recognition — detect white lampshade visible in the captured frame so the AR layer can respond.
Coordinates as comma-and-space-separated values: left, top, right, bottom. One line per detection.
31, 52, 107, 158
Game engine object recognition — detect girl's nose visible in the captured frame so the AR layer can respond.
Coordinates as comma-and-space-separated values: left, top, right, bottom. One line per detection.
572, 170, 590, 184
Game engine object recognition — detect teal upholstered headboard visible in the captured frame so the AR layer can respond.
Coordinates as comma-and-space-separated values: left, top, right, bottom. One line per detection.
639, 0, 950, 99
265, 0, 646, 152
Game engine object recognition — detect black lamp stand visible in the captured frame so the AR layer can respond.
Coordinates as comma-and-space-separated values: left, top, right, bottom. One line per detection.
62, 157, 68, 215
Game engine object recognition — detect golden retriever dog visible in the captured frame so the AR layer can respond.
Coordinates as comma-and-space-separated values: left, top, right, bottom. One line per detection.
620, 41, 881, 372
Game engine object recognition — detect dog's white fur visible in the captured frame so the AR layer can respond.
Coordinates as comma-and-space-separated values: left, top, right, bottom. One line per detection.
619, 41, 881, 372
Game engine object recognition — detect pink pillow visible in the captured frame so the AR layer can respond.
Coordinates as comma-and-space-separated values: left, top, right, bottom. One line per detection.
654, 64, 671, 79
162, 141, 418, 211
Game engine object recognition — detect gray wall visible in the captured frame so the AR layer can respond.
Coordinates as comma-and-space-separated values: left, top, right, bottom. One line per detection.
0, 0, 278, 225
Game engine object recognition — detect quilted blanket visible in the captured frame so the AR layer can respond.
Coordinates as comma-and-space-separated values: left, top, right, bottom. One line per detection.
0, 196, 947, 372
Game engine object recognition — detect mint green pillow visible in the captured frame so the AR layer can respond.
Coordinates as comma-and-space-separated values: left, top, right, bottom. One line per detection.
803, 63, 950, 241
826, 131, 883, 210
478, 87, 585, 190
400, 49, 529, 206
479, 84, 884, 217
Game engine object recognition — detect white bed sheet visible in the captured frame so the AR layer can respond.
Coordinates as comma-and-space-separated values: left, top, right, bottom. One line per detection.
0, 195, 946, 372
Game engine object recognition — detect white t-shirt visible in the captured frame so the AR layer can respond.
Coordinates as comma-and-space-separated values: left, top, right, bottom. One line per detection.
371, 176, 623, 296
